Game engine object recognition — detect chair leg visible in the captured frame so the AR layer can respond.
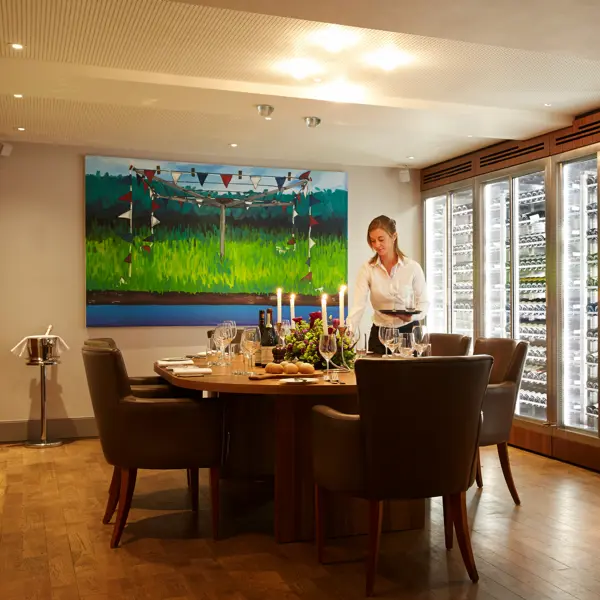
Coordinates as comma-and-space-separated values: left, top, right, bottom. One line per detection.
110, 467, 137, 549
188, 468, 199, 512
209, 467, 220, 541
497, 442, 521, 505
442, 496, 453, 550
365, 500, 383, 597
103, 466, 121, 525
449, 492, 478, 583
475, 449, 483, 488
315, 484, 325, 563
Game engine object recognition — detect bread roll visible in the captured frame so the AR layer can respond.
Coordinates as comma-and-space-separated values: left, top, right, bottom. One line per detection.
284, 363, 299, 375
266, 362, 284, 374
298, 363, 315, 374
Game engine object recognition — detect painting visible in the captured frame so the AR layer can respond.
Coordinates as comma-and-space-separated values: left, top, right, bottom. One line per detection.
85, 156, 348, 326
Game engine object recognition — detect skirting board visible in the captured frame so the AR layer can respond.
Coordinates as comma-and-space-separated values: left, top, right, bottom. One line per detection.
0, 417, 98, 443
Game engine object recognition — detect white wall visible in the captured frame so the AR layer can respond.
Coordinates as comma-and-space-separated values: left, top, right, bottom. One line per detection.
0, 142, 421, 428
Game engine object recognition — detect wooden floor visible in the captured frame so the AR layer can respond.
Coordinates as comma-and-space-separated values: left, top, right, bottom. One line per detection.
2, 441, 600, 600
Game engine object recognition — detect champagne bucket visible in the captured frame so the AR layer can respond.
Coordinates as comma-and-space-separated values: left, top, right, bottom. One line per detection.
26, 335, 60, 365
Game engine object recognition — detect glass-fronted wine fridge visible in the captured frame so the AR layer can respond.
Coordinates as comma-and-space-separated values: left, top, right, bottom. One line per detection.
424, 189, 474, 338
483, 170, 548, 421
561, 156, 599, 434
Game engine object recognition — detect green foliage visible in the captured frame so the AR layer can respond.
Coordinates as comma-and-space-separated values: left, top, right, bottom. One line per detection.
86, 223, 347, 294
283, 319, 356, 368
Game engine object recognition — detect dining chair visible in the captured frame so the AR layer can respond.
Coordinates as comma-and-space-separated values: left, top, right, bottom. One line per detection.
472, 337, 529, 504
84, 338, 182, 398
429, 333, 472, 356
312, 355, 493, 596
82, 345, 224, 548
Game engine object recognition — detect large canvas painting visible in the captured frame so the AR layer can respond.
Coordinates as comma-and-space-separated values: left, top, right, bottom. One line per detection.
85, 156, 348, 326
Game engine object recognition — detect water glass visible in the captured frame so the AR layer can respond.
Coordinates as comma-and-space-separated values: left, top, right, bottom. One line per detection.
378, 326, 395, 357
319, 333, 337, 381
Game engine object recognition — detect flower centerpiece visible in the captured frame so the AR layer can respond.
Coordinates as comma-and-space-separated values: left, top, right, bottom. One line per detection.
283, 311, 356, 369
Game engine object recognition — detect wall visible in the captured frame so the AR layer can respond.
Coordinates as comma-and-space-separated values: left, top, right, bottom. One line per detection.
0, 142, 421, 439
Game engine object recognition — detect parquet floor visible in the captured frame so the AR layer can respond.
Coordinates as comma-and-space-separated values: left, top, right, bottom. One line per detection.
2, 440, 600, 600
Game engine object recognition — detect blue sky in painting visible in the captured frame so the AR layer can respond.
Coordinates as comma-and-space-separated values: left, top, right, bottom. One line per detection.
85, 155, 347, 194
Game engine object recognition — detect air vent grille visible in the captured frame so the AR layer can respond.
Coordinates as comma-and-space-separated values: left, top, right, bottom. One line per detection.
478, 137, 550, 174
421, 159, 474, 191
551, 115, 600, 152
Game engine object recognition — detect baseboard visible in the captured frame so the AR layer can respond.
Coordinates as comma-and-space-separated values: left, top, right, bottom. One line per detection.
0, 417, 98, 443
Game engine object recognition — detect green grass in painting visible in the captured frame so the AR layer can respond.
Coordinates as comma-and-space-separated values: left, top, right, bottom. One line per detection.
86, 224, 347, 295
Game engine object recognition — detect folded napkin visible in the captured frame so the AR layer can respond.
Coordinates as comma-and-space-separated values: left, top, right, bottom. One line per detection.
157, 359, 194, 366
170, 367, 213, 375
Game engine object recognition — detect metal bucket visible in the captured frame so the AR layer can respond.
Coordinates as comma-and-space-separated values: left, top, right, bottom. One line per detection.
26, 336, 60, 365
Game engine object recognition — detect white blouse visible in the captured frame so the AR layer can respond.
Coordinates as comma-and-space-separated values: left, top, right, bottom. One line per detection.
347, 256, 429, 328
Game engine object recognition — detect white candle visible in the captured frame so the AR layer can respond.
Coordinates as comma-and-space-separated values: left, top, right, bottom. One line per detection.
321, 294, 328, 326
290, 293, 296, 321
339, 285, 347, 326
276, 288, 282, 324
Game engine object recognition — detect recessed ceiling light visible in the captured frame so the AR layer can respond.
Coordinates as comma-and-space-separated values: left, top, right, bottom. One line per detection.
365, 47, 414, 71
276, 58, 322, 80
13, 93, 23, 99
313, 78, 322, 83
407, 156, 415, 160
544, 103, 552, 107
309, 27, 360, 53
16, 127, 25, 131
264, 117, 272, 121
467, 135, 473, 138
229, 143, 238, 148
10, 43, 24, 50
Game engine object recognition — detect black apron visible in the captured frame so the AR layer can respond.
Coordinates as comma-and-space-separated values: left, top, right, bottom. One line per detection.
368, 322, 416, 355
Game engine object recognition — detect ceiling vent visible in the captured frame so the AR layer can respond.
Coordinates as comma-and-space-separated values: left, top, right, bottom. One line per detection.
421, 157, 475, 191
477, 136, 550, 175
550, 113, 600, 153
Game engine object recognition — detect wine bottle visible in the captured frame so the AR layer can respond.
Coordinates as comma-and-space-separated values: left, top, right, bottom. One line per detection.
260, 309, 278, 366
258, 310, 266, 336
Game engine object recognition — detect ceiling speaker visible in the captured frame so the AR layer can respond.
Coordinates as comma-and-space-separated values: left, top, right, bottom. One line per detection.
398, 167, 410, 183
0, 142, 13, 157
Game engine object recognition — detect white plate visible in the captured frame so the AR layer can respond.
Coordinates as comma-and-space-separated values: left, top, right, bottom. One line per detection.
279, 377, 319, 385
159, 357, 189, 361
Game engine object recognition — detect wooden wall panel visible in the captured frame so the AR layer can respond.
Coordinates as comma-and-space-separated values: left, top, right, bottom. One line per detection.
549, 113, 600, 156
420, 155, 476, 192
552, 429, 600, 473
476, 135, 550, 176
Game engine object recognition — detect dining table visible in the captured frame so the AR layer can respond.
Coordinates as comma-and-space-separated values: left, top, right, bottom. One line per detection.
155, 356, 425, 543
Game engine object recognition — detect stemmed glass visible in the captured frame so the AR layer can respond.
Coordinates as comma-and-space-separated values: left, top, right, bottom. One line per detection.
240, 327, 260, 375
378, 326, 395, 357
223, 320, 237, 363
319, 333, 337, 381
412, 325, 430, 356
278, 319, 291, 345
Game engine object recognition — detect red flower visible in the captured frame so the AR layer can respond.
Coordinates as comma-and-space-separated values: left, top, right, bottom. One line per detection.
309, 311, 322, 327
292, 317, 303, 324
332, 318, 340, 329
328, 327, 334, 335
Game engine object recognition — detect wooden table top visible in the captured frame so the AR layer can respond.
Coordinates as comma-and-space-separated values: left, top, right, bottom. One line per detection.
154, 357, 357, 396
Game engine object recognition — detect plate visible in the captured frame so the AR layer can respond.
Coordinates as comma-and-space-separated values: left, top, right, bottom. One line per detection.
279, 378, 319, 385
159, 356, 189, 361
378, 309, 420, 316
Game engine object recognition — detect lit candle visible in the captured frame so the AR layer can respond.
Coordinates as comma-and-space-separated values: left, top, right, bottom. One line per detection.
276, 288, 282, 324
321, 294, 328, 326
290, 293, 296, 321
339, 285, 347, 326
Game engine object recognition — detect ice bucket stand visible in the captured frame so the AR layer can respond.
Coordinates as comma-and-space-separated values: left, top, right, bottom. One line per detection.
11, 331, 67, 448
26, 358, 63, 448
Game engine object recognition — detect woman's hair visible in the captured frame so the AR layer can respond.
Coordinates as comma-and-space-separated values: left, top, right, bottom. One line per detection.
367, 215, 405, 264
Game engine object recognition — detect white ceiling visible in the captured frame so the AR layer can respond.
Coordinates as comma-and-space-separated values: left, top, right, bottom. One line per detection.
1, 0, 600, 167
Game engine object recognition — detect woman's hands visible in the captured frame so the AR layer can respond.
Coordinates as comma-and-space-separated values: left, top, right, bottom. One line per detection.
397, 314, 412, 322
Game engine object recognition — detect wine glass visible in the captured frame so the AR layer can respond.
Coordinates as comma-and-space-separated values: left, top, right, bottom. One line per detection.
212, 324, 227, 366
319, 333, 337, 381
412, 325, 430, 356
378, 326, 395, 357
278, 319, 291, 345
223, 320, 237, 363
240, 326, 260, 375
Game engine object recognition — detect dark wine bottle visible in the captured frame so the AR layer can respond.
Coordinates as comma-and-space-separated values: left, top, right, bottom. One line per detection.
260, 309, 278, 366
258, 310, 266, 336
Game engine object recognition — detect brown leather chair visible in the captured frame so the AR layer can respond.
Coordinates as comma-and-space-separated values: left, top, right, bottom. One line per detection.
84, 338, 180, 398
82, 345, 224, 548
430, 333, 471, 356
472, 338, 529, 505
312, 355, 493, 596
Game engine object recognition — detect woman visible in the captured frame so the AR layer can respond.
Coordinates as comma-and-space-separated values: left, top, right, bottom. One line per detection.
347, 215, 429, 354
